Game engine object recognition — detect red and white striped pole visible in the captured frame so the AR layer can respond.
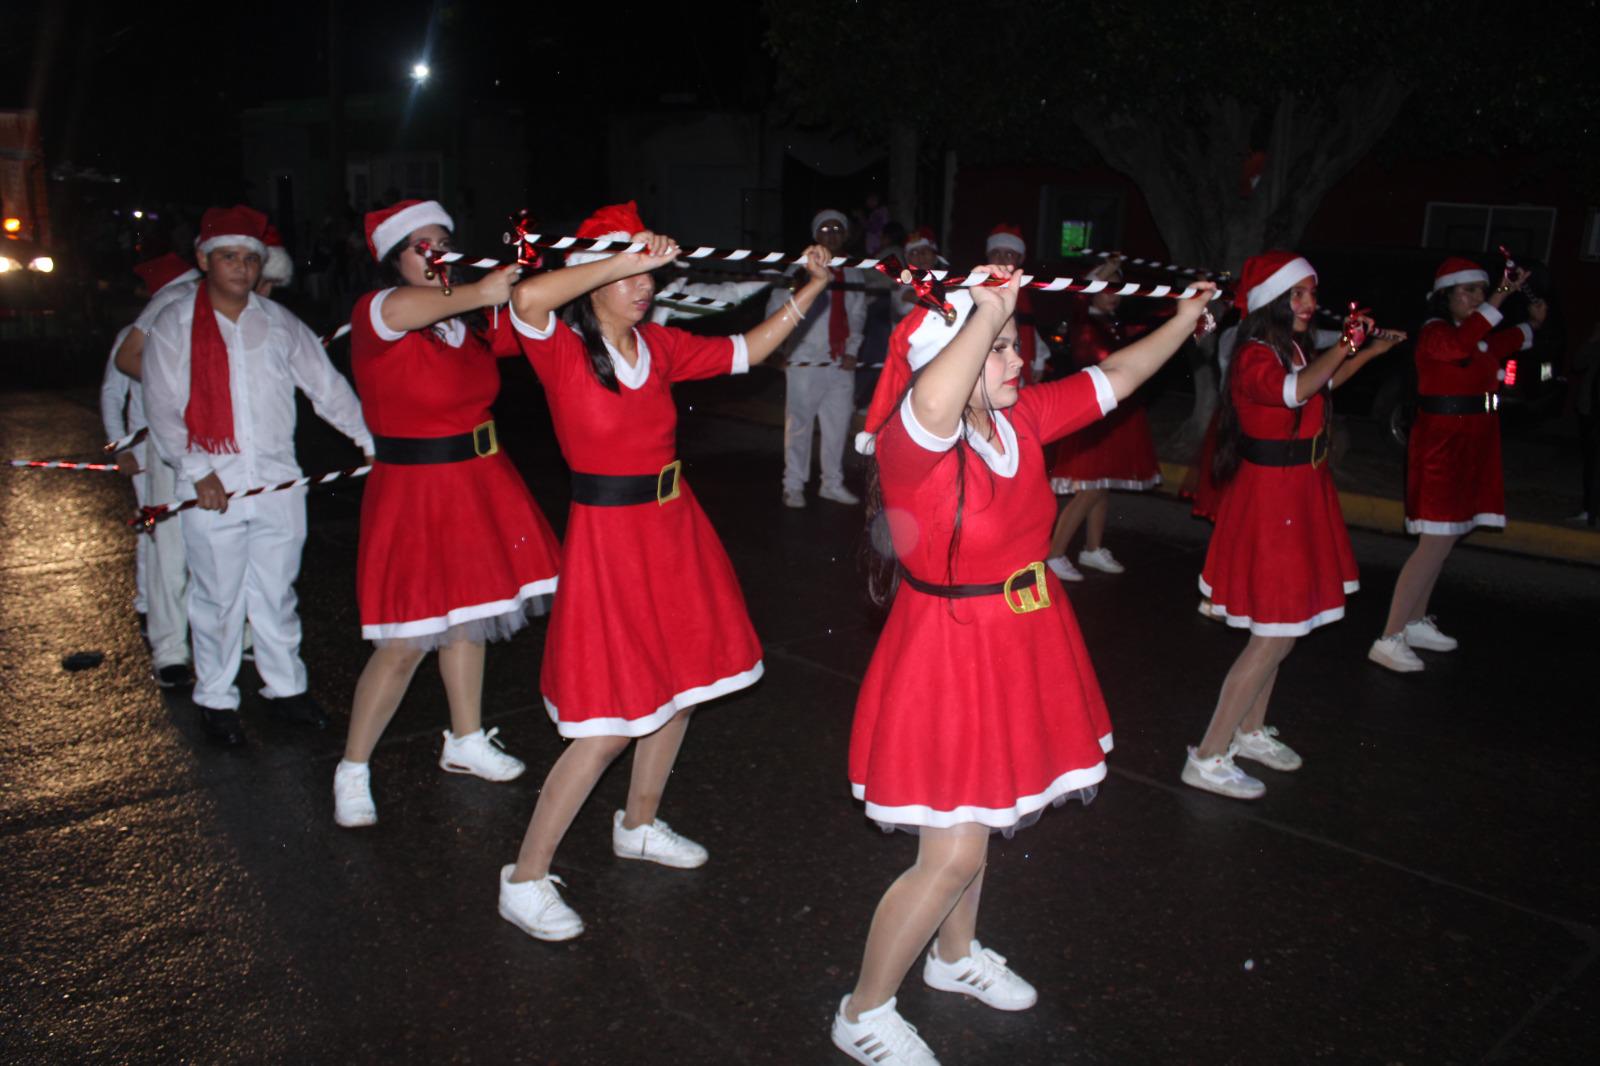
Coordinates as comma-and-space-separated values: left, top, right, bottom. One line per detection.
129, 465, 372, 532
9, 459, 123, 472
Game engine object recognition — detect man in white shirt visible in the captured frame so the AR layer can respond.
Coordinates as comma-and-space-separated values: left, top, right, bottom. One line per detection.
770, 209, 864, 508
142, 205, 373, 746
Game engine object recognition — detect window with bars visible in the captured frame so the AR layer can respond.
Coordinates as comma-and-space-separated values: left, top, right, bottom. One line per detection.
1422, 202, 1557, 262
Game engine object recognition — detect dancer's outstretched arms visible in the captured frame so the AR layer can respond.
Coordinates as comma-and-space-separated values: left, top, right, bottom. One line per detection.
381, 265, 522, 333
910, 266, 1021, 439
743, 245, 831, 366
1096, 282, 1216, 402
510, 231, 681, 332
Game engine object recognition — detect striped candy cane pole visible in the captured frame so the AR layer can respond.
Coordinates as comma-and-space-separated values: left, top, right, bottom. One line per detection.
10, 460, 123, 472
417, 246, 733, 312
103, 427, 149, 454
130, 465, 372, 531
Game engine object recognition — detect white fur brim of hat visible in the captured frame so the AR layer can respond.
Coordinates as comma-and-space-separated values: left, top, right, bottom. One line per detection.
197, 235, 266, 257
1247, 256, 1316, 311
371, 201, 454, 260
1433, 268, 1490, 291
985, 232, 1025, 257
905, 235, 936, 254
811, 209, 848, 236
262, 246, 294, 284
566, 230, 634, 267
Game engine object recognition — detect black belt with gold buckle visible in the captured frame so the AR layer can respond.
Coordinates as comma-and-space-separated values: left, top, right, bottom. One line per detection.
373, 420, 498, 464
898, 561, 1052, 615
1238, 429, 1330, 469
570, 460, 684, 507
1417, 392, 1499, 415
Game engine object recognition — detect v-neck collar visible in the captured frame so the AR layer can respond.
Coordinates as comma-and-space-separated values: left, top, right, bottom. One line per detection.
602, 328, 651, 390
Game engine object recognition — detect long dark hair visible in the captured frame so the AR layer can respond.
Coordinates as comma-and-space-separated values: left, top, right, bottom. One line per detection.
378, 242, 491, 341
1212, 288, 1307, 484
560, 292, 622, 393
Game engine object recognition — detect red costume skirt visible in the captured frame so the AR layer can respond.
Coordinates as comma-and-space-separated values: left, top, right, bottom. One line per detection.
1049, 404, 1162, 493
1405, 411, 1505, 535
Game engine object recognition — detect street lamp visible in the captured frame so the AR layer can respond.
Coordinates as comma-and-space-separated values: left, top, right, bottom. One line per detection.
410, 62, 430, 84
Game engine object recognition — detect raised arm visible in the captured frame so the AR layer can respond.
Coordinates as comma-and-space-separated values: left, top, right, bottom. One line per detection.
379, 264, 521, 333
509, 231, 680, 332
910, 266, 1021, 439
745, 246, 831, 366
1095, 283, 1217, 402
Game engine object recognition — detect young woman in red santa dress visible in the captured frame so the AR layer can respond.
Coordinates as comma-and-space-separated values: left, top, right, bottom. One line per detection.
1045, 256, 1168, 580
1182, 252, 1400, 800
495, 202, 832, 940
331, 200, 563, 828
1368, 257, 1545, 673
831, 267, 1214, 1065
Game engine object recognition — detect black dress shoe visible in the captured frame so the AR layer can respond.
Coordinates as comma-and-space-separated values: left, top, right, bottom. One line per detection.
153, 663, 194, 689
200, 707, 247, 747
268, 692, 329, 729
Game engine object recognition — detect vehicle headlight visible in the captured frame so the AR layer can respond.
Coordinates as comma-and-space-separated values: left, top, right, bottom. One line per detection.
0, 256, 20, 273
28, 256, 54, 273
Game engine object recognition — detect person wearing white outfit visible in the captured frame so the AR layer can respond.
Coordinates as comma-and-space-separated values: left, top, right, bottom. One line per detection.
142, 205, 373, 746
770, 209, 865, 508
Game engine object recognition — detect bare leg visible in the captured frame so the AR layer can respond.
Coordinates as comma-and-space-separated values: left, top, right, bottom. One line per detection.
1197, 635, 1295, 757
844, 823, 990, 1020
437, 638, 486, 737
623, 708, 693, 829
1049, 491, 1097, 557
1381, 533, 1459, 636
344, 644, 426, 763
511, 735, 631, 881
1083, 490, 1110, 552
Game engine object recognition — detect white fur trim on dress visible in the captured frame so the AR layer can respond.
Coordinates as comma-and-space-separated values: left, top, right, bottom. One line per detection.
1087, 365, 1117, 416
898, 395, 1020, 477
510, 304, 557, 340
371, 201, 454, 261
1282, 370, 1306, 408
730, 334, 750, 375
1198, 576, 1357, 637
851, 733, 1113, 831
1475, 303, 1503, 327
1434, 268, 1490, 292
1247, 257, 1315, 312
1051, 474, 1162, 494
362, 575, 559, 642
985, 232, 1026, 257
1405, 513, 1506, 535
544, 660, 765, 739
197, 235, 266, 258
369, 288, 408, 342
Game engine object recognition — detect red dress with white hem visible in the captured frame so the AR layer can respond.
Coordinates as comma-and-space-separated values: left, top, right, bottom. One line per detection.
851, 369, 1118, 833
513, 309, 762, 739
1048, 312, 1162, 493
1198, 341, 1358, 636
351, 291, 561, 647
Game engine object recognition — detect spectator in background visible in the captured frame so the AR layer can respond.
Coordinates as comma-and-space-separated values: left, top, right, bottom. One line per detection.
985, 224, 1052, 383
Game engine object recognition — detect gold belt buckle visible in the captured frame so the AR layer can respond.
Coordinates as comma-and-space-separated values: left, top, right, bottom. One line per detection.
472, 420, 499, 458
657, 459, 683, 505
1003, 562, 1052, 615
1310, 429, 1330, 470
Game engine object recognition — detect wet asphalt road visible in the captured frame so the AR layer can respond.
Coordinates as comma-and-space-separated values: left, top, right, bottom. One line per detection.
2, 364, 1597, 1065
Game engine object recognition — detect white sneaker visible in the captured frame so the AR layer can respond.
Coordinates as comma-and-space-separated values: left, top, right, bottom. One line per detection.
497, 865, 583, 941
1369, 634, 1425, 673
1233, 726, 1303, 772
1046, 555, 1084, 582
831, 996, 940, 1065
922, 939, 1038, 1011
439, 727, 525, 781
1076, 547, 1125, 574
1403, 616, 1458, 652
783, 488, 806, 509
333, 759, 377, 828
1181, 745, 1266, 800
612, 810, 708, 869
819, 484, 861, 505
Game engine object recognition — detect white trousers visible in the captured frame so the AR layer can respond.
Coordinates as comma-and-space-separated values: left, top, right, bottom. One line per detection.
783, 366, 854, 493
181, 486, 308, 710
138, 449, 190, 668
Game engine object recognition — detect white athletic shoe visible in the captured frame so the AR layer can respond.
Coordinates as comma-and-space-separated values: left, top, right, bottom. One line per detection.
1046, 555, 1084, 582
497, 865, 583, 941
1233, 726, 1303, 772
612, 811, 708, 869
333, 759, 377, 828
1369, 634, 1425, 673
1076, 547, 1125, 574
439, 727, 525, 782
1181, 745, 1266, 800
922, 939, 1038, 1011
783, 488, 807, 509
1403, 616, 1458, 652
831, 996, 940, 1065
819, 483, 861, 505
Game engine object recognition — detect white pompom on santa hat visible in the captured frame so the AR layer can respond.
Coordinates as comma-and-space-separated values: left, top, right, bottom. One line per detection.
261, 225, 293, 285
195, 204, 268, 258
1431, 256, 1490, 292
985, 223, 1026, 258
364, 199, 454, 261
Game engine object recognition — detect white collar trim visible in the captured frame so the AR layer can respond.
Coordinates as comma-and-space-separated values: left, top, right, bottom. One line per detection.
965, 409, 1019, 478
602, 329, 651, 389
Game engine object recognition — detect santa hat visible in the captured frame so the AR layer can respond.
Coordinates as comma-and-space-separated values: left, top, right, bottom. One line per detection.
855, 290, 978, 454
364, 199, 454, 261
1432, 257, 1489, 292
261, 225, 293, 285
985, 224, 1026, 258
132, 253, 199, 297
1235, 250, 1316, 312
195, 205, 268, 258
811, 209, 849, 237
567, 200, 646, 266
904, 226, 939, 255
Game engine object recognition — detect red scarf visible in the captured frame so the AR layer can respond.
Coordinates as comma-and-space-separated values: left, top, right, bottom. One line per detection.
828, 268, 850, 359
184, 281, 239, 454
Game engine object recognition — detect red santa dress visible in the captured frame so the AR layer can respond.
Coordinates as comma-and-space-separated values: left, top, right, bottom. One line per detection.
1198, 341, 1358, 635
513, 309, 762, 738
1048, 310, 1163, 493
352, 291, 561, 648
1405, 304, 1531, 535
851, 368, 1119, 832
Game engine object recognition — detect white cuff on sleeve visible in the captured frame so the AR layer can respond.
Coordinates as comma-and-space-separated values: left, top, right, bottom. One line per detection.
1516, 322, 1534, 351
898, 393, 962, 453
730, 334, 750, 375
1282, 370, 1307, 408
1476, 303, 1504, 328
180, 455, 214, 484
1086, 366, 1118, 416
510, 305, 556, 340
368, 288, 408, 342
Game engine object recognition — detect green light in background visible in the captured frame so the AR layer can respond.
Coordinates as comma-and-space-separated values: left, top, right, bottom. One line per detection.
1060, 221, 1093, 255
